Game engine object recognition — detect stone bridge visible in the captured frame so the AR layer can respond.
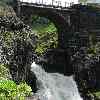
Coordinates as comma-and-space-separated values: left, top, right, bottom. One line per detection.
12, 0, 100, 49
7, 0, 100, 81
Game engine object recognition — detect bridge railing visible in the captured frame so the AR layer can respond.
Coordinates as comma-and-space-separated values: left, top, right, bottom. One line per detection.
19, 0, 78, 8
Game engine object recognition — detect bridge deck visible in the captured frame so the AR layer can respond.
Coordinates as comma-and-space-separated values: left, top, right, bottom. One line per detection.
18, 0, 77, 10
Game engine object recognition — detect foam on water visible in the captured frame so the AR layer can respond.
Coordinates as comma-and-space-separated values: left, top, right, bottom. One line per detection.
31, 62, 83, 100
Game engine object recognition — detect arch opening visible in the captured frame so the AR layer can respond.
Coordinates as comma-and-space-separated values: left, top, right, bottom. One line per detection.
20, 6, 71, 50
31, 15, 58, 55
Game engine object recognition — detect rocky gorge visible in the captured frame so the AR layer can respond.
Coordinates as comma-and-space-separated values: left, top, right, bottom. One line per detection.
1, 2, 100, 100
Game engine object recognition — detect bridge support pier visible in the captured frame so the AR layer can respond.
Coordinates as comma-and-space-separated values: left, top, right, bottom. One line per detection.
14, 0, 21, 17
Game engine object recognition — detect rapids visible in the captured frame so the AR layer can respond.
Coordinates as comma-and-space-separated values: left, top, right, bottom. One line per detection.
31, 62, 83, 100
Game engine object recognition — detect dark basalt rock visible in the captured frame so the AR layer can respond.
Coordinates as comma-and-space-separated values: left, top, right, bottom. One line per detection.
71, 47, 100, 100
36, 48, 73, 76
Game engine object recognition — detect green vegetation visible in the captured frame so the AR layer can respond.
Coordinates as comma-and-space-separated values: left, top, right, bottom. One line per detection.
0, 15, 34, 99
32, 16, 58, 54
0, 80, 32, 100
93, 91, 100, 99
0, 64, 11, 80
87, 32, 99, 55
0, 64, 32, 100
32, 16, 57, 33
85, 91, 100, 99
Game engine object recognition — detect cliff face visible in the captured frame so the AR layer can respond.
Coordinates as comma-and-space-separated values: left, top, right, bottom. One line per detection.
0, 0, 37, 91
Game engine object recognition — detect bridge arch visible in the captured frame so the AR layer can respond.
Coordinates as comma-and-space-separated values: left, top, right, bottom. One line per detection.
17, 5, 71, 49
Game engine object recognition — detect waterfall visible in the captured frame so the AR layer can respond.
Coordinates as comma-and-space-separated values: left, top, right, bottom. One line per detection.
31, 62, 83, 100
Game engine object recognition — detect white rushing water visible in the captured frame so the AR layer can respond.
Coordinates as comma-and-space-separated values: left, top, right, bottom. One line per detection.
31, 62, 83, 100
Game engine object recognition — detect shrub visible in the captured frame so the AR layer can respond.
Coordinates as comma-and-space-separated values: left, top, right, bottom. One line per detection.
0, 64, 11, 80
0, 80, 32, 100
17, 82, 32, 97
93, 91, 100, 99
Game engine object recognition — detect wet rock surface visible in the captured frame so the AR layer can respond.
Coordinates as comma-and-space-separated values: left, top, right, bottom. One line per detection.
71, 47, 100, 100
36, 48, 72, 76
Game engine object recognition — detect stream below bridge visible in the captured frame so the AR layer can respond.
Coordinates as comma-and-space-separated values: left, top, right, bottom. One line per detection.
30, 62, 83, 100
